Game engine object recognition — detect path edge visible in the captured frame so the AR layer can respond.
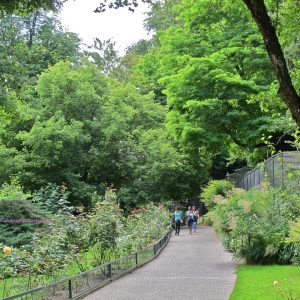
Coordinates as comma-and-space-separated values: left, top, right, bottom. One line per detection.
76, 229, 173, 300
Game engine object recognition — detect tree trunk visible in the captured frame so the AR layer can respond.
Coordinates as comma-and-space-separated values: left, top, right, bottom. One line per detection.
243, 0, 300, 128
27, 12, 38, 48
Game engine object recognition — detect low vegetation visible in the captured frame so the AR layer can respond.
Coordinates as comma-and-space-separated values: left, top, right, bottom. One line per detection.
230, 265, 300, 300
0, 184, 171, 298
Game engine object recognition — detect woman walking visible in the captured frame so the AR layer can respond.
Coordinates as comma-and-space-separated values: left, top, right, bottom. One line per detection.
174, 206, 183, 235
186, 206, 194, 234
192, 206, 200, 233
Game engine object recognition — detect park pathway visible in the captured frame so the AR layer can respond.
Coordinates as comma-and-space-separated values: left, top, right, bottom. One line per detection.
84, 226, 236, 300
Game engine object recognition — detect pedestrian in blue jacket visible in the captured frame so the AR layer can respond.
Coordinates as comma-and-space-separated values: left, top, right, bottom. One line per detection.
174, 206, 183, 235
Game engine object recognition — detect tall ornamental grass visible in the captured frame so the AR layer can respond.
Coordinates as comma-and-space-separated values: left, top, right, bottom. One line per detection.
203, 180, 300, 264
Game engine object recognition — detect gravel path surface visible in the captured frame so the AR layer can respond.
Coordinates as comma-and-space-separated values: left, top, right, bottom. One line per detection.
84, 226, 236, 300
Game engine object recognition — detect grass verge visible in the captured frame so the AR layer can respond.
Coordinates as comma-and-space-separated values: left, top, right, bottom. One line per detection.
230, 265, 300, 300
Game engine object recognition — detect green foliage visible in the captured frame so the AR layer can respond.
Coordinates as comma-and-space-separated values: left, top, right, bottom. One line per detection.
86, 202, 120, 265
0, 178, 31, 201
201, 180, 233, 210
0, 200, 51, 247
141, 0, 276, 153
0, 12, 81, 94
0, 144, 26, 186
212, 184, 300, 264
202, 211, 214, 226
33, 183, 73, 213
122, 203, 171, 251
132, 128, 208, 204
289, 218, 300, 244
0, 0, 64, 13
0, 201, 170, 293
144, 0, 181, 33
132, 0, 299, 175
86, 38, 120, 75
288, 217, 300, 265
9, 57, 200, 206
1, 0, 299, 229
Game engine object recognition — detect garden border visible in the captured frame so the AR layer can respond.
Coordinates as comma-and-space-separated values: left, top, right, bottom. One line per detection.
2, 228, 172, 300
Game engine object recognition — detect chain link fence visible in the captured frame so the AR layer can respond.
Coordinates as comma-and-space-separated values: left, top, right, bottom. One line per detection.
227, 151, 300, 190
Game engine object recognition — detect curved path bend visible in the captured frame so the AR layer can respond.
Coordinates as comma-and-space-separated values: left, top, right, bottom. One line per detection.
84, 226, 236, 300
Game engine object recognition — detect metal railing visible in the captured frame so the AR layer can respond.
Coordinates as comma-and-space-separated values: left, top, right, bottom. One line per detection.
2, 229, 172, 300
228, 151, 300, 190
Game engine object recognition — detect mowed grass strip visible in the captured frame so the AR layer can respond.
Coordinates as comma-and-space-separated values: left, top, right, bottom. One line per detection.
230, 265, 300, 300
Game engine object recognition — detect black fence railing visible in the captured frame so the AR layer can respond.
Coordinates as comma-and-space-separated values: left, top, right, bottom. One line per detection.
2, 229, 172, 300
228, 151, 300, 190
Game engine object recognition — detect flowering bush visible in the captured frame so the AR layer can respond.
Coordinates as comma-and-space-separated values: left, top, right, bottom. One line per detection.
0, 197, 171, 298
0, 244, 32, 279
3, 246, 11, 255
212, 184, 300, 264
201, 180, 234, 210
120, 203, 171, 252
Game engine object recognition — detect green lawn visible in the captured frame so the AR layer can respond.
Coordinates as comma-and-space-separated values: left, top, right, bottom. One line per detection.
230, 265, 300, 300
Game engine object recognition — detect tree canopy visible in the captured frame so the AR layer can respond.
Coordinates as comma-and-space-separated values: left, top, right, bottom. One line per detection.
0, 0, 299, 210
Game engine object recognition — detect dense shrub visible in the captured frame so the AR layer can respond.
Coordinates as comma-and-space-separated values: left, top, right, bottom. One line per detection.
0, 200, 52, 247
122, 203, 171, 251
33, 183, 73, 213
202, 211, 214, 225
212, 184, 300, 264
0, 201, 171, 282
288, 217, 300, 265
201, 179, 234, 210
0, 179, 31, 201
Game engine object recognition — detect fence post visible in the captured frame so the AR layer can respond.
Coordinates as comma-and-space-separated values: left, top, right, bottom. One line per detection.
272, 156, 275, 186
107, 263, 112, 279
154, 244, 157, 256
281, 152, 284, 188
246, 173, 249, 190
68, 279, 72, 300
135, 252, 138, 266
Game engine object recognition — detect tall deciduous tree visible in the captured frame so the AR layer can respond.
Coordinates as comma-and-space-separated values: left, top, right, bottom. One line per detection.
0, 0, 65, 13
94, 0, 300, 129
243, 0, 300, 127
133, 0, 286, 165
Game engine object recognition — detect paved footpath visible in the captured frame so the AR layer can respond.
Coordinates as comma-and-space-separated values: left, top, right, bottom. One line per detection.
84, 226, 236, 300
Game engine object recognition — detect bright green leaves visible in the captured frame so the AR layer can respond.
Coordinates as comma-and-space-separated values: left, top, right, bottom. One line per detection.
13, 58, 193, 205
18, 116, 89, 169
37, 61, 107, 121
0, 0, 64, 14
163, 52, 263, 152
134, 128, 205, 202
0, 12, 81, 95
137, 0, 289, 167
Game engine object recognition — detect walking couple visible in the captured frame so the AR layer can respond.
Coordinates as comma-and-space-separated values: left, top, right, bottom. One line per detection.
186, 206, 200, 234
173, 205, 200, 235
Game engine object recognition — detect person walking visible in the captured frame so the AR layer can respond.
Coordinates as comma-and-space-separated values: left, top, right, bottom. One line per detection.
186, 206, 194, 234
192, 206, 200, 233
174, 206, 183, 235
